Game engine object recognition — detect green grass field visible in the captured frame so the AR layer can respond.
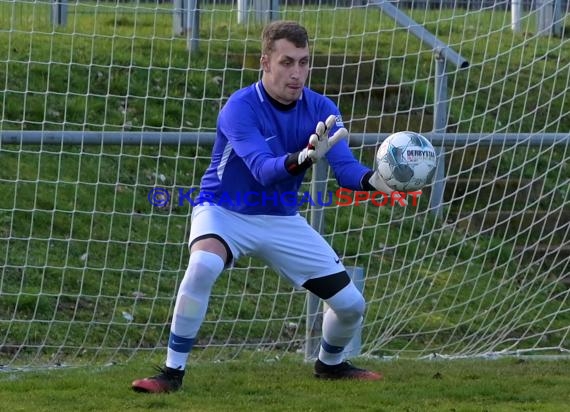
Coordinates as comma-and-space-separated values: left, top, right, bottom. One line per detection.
1, 355, 570, 411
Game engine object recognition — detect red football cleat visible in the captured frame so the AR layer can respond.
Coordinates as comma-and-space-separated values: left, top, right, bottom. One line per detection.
132, 367, 185, 393
314, 359, 383, 381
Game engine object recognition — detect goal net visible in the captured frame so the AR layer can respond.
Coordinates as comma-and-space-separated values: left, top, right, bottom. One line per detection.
0, 1, 568, 369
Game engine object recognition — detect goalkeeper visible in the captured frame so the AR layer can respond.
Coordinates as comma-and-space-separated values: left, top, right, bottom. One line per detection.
133, 20, 397, 393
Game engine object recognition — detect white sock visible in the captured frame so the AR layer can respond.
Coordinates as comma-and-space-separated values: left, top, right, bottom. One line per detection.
165, 250, 224, 370
318, 282, 365, 366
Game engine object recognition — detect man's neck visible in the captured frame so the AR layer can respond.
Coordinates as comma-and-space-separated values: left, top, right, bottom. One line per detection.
260, 81, 298, 111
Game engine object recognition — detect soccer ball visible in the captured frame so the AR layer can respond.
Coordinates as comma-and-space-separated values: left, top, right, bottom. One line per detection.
376, 131, 437, 191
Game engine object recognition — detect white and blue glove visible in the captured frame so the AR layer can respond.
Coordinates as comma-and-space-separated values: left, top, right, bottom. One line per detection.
286, 115, 348, 175
306, 115, 349, 161
363, 170, 420, 206
366, 170, 395, 194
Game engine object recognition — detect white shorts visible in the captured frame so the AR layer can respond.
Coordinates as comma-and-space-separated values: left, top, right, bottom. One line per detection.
189, 205, 345, 287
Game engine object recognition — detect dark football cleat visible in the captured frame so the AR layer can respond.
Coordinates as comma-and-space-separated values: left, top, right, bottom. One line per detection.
132, 366, 185, 393
314, 359, 383, 381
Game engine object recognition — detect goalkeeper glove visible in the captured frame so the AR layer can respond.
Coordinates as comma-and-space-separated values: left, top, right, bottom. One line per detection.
285, 115, 349, 175
363, 170, 415, 206
365, 170, 394, 194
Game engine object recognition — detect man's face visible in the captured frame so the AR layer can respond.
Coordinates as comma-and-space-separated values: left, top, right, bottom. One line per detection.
261, 39, 310, 105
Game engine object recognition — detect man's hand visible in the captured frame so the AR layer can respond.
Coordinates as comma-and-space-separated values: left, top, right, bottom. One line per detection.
306, 115, 348, 161
285, 115, 348, 175
366, 170, 422, 207
367, 170, 395, 194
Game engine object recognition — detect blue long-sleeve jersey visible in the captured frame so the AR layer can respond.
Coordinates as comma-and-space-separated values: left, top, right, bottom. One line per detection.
198, 81, 371, 215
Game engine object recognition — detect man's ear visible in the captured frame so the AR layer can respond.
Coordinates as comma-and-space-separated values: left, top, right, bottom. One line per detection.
260, 54, 270, 72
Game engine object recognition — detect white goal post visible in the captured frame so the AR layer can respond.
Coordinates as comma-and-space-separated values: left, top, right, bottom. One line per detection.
0, 1, 569, 370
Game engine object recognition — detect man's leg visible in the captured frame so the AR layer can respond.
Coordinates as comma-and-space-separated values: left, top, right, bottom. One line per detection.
303, 273, 383, 381
132, 237, 228, 393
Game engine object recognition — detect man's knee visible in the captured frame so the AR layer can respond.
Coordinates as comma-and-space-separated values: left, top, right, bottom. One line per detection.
182, 250, 225, 292
326, 282, 365, 323
336, 292, 365, 323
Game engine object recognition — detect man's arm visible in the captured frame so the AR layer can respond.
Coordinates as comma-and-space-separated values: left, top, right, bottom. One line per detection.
218, 101, 292, 187
221, 103, 349, 186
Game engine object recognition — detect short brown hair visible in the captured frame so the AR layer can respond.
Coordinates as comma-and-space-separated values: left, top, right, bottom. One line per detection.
261, 20, 309, 56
